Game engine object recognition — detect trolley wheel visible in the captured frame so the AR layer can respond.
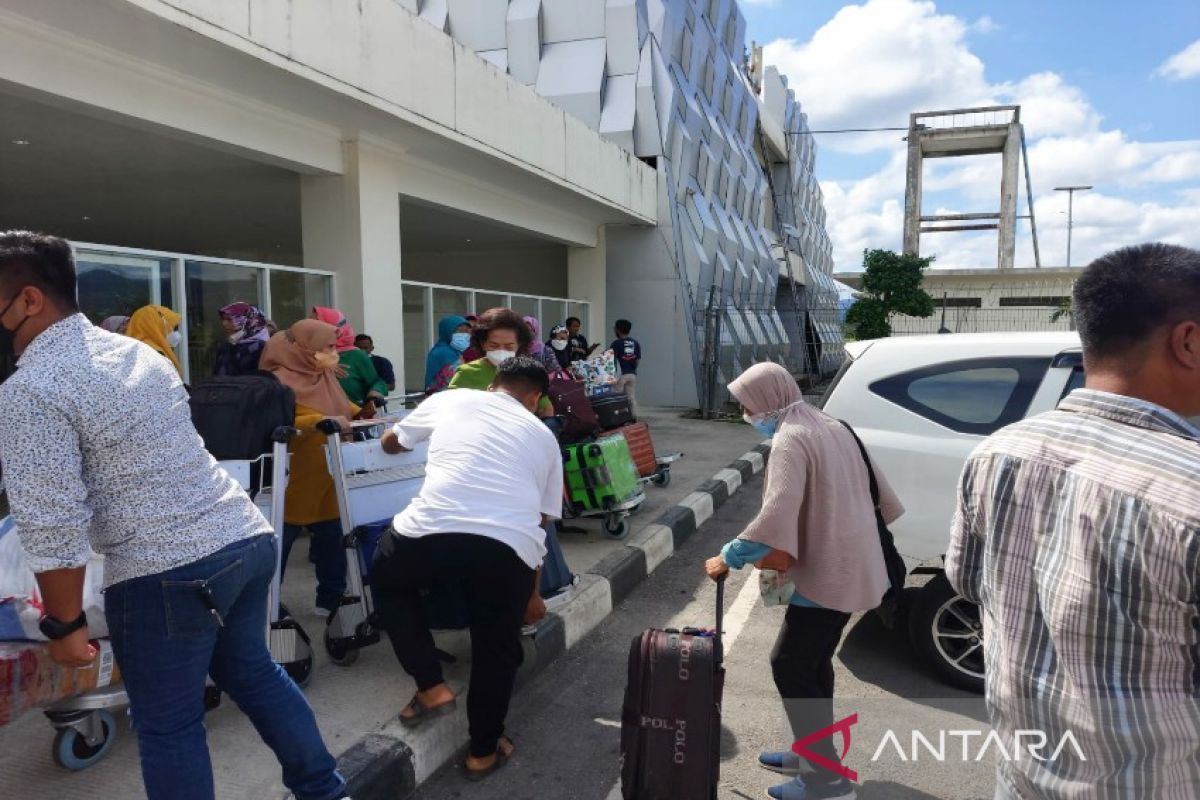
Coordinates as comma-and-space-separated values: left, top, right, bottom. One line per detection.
603, 514, 628, 539
52, 709, 116, 771
283, 652, 315, 688
324, 629, 360, 667
651, 467, 671, 487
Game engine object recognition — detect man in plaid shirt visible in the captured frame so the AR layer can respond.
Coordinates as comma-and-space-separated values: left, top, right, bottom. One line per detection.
948, 243, 1200, 799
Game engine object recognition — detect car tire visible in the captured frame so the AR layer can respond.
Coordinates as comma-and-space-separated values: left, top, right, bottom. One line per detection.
908, 573, 985, 694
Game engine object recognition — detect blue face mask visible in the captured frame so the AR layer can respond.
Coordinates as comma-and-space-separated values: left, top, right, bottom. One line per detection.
450, 332, 471, 352
744, 413, 779, 438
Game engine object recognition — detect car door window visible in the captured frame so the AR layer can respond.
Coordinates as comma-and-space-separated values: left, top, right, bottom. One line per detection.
1061, 366, 1085, 399
870, 357, 1049, 435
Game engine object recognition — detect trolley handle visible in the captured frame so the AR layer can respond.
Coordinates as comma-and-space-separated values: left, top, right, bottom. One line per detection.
271, 426, 301, 444
315, 418, 344, 436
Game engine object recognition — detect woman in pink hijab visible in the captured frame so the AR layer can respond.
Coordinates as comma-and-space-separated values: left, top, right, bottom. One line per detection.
309, 306, 387, 406
704, 361, 904, 800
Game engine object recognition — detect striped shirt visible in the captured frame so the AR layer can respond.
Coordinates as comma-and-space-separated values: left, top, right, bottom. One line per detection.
947, 389, 1200, 799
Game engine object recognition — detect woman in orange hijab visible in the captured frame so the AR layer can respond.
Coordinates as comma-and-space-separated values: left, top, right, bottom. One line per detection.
126, 304, 183, 376
260, 319, 366, 617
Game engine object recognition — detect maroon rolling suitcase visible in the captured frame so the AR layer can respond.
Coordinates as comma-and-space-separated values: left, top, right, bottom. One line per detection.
620, 578, 725, 800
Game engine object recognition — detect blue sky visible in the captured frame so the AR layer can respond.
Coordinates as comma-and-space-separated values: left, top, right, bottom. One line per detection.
738, 0, 1200, 272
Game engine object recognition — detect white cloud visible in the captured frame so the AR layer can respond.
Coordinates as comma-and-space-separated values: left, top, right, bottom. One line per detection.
1154, 39, 1200, 80
767, 0, 1200, 271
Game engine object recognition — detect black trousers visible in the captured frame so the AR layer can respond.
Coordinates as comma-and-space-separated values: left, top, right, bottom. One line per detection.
771, 604, 852, 785
372, 530, 535, 758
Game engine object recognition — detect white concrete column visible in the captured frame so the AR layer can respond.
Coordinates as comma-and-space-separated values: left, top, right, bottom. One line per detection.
301, 141, 406, 386
568, 225, 609, 347
997, 123, 1021, 271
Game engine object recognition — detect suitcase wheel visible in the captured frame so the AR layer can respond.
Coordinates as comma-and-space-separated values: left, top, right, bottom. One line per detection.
587, 444, 602, 457
324, 629, 360, 667
603, 513, 628, 539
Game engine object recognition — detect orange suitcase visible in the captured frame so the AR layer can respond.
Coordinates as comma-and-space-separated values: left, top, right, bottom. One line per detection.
602, 422, 657, 478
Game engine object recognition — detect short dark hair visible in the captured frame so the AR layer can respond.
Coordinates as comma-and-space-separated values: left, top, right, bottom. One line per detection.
614, 319, 632, 335
355, 334, 372, 344
0, 231, 79, 311
492, 355, 550, 397
472, 307, 532, 353
1074, 243, 1200, 361
565, 316, 582, 327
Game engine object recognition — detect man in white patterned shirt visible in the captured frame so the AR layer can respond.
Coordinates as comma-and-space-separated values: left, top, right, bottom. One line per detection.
0, 232, 345, 800
948, 242, 1200, 799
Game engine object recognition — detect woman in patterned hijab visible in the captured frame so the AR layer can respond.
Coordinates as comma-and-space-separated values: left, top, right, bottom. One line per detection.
213, 301, 270, 377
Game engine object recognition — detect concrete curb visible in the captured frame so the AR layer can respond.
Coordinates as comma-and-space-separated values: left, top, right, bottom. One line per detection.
340, 441, 771, 799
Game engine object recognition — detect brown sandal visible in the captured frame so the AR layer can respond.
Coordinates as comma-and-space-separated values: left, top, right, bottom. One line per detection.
464, 736, 514, 782
398, 694, 457, 728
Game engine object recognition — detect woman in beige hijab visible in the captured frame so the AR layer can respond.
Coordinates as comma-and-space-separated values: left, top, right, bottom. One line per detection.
705, 362, 904, 800
260, 319, 365, 618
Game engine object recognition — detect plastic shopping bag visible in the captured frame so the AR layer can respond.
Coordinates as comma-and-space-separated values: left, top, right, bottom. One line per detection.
0, 516, 108, 642
569, 349, 618, 396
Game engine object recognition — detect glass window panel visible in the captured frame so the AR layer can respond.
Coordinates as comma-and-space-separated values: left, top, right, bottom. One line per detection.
509, 294, 538, 320
566, 302, 588, 336
402, 284, 429, 394
541, 301, 568, 331
432, 288, 471, 322
270, 270, 332, 332
76, 255, 172, 326
474, 293, 506, 315
185, 261, 262, 383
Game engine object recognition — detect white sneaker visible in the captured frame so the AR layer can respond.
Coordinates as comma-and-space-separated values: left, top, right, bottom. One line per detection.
313, 606, 331, 619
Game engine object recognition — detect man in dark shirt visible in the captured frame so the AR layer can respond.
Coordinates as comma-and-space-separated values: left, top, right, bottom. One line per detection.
356, 333, 396, 392
609, 318, 641, 416
566, 316, 598, 362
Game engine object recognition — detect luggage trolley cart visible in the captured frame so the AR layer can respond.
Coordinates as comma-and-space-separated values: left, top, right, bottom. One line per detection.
37, 426, 310, 770
318, 417, 428, 667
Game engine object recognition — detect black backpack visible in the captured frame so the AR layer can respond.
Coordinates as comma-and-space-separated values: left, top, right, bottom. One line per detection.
189, 371, 295, 462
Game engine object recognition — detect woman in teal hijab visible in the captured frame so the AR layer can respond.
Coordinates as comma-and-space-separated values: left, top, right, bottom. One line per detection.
424, 315, 470, 392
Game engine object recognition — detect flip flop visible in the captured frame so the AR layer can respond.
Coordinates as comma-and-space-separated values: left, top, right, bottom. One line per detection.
398, 694, 457, 728
464, 736, 514, 782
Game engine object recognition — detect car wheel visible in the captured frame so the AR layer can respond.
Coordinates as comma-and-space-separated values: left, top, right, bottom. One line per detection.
908, 573, 985, 694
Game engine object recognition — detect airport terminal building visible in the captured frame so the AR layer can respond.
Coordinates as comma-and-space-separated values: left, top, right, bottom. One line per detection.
1, 0, 841, 405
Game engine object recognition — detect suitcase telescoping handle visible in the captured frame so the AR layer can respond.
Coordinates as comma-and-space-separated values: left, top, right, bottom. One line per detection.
714, 573, 726, 661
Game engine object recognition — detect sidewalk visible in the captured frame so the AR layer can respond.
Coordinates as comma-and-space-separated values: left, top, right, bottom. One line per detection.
0, 409, 765, 799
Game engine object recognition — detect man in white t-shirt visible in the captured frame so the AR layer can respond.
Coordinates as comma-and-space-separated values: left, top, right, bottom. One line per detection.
374, 356, 562, 781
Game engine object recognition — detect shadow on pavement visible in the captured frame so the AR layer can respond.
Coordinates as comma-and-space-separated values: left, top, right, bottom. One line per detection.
837, 605, 987, 723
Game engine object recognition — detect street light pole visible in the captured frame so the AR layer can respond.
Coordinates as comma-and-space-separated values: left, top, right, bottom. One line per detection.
1054, 185, 1092, 267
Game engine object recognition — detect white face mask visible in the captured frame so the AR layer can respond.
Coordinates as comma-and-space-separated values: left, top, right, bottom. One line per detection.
486, 349, 516, 367
550, 339, 568, 351
166, 330, 182, 348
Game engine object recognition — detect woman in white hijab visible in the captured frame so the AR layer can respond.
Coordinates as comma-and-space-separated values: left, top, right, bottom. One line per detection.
705, 361, 904, 800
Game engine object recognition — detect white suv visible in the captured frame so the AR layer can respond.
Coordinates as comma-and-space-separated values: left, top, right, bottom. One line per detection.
821, 332, 1084, 693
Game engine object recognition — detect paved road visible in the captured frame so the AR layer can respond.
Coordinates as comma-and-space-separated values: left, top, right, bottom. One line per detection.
413, 476, 996, 800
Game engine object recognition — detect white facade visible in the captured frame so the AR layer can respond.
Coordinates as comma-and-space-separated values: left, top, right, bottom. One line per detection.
433, 0, 843, 405
1, 0, 838, 403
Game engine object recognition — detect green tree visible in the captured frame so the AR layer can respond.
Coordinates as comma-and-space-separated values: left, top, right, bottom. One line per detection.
844, 249, 936, 339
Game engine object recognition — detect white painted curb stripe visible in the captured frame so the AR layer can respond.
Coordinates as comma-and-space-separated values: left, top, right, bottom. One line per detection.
626, 523, 675, 575
559, 574, 613, 649
741, 450, 765, 473
720, 570, 763, 654
680, 491, 714, 527
713, 467, 743, 495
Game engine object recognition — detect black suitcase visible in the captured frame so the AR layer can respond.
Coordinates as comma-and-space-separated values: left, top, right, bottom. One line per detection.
621, 578, 724, 800
189, 372, 295, 462
591, 392, 635, 429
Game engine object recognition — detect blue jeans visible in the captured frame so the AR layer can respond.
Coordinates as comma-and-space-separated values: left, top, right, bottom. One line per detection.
282, 519, 347, 612
105, 535, 345, 800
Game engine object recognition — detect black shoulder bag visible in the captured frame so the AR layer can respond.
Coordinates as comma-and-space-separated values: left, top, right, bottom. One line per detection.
839, 421, 908, 628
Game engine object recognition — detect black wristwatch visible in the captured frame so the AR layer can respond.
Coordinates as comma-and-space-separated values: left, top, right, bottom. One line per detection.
39, 611, 88, 640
